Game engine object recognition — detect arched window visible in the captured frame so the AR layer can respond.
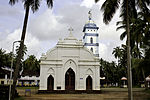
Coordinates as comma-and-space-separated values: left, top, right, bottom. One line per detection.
90, 37, 93, 43
90, 48, 93, 52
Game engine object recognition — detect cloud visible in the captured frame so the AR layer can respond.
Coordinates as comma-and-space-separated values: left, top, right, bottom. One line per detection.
0, 5, 23, 17
0, 28, 43, 59
99, 43, 116, 62
0, 0, 126, 62
80, 0, 95, 8
0, 29, 22, 52
28, 9, 67, 41
0, 3, 24, 34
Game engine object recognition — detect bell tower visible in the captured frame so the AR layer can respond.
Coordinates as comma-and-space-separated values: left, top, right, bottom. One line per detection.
83, 10, 99, 57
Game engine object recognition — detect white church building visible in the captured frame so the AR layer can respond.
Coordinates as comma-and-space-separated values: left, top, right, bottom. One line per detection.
39, 11, 100, 91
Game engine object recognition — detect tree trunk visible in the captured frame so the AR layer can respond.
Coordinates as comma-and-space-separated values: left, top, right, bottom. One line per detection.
142, 68, 148, 90
126, 0, 133, 100
11, 4, 30, 100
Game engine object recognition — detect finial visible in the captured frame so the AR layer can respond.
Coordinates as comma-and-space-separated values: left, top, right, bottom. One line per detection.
88, 10, 92, 20
68, 27, 73, 37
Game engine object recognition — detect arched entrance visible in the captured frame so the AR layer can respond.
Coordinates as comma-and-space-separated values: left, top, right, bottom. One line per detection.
47, 75, 54, 90
86, 75, 92, 90
65, 68, 75, 90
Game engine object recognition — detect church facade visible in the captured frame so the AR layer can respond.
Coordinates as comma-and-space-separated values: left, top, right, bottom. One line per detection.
39, 11, 100, 91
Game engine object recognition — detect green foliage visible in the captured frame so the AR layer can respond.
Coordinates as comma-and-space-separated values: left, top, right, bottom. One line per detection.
22, 55, 40, 75
100, 58, 125, 86
0, 48, 40, 76
0, 48, 13, 68
15, 44, 27, 60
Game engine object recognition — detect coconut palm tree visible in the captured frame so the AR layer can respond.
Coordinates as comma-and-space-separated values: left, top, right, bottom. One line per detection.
94, 0, 132, 99
117, 10, 149, 58
112, 46, 122, 64
9, 0, 53, 100
117, 8, 150, 90
95, 0, 149, 99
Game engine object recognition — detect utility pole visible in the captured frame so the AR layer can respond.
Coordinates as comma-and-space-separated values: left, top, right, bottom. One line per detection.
9, 40, 21, 100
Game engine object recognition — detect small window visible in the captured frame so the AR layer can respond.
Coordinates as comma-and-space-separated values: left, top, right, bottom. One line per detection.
90, 37, 93, 43
91, 48, 93, 52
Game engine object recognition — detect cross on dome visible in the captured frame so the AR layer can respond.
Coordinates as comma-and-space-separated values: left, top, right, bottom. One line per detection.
68, 27, 73, 33
68, 27, 74, 37
88, 10, 92, 20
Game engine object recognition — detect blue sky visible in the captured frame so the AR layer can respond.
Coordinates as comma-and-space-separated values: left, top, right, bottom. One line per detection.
0, 0, 125, 62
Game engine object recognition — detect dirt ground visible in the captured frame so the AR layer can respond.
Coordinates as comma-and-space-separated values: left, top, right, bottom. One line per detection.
16, 88, 150, 100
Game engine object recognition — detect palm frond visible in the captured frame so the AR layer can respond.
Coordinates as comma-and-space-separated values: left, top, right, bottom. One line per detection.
116, 21, 123, 26
116, 25, 126, 31
137, 0, 150, 13
9, 0, 18, 5
47, 0, 53, 8
22, 0, 41, 13
31, 0, 40, 13
120, 31, 126, 40
120, 0, 137, 22
95, 0, 99, 3
101, 0, 120, 24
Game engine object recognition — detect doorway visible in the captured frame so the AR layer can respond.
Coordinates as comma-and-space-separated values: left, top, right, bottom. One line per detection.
86, 75, 92, 90
47, 75, 54, 90
65, 68, 75, 90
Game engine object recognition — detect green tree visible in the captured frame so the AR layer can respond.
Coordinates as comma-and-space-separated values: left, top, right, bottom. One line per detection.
112, 45, 127, 86
0, 49, 7, 69
112, 46, 122, 64
100, 58, 120, 86
23, 55, 40, 75
0, 49, 14, 80
0, 48, 13, 69
117, 5, 150, 89
15, 44, 27, 60
140, 30, 150, 89
9, 0, 53, 100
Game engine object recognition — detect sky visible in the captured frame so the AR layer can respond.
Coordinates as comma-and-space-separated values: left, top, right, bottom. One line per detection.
0, 0, 125, 62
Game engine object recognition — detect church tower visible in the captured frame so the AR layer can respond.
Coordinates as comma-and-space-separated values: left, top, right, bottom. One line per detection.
83, 11, 99, 57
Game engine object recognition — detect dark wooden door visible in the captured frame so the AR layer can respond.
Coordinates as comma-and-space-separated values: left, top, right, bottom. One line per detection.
47, 75, 54, 90
65, 68, 75, 90
86, 76, 92, 90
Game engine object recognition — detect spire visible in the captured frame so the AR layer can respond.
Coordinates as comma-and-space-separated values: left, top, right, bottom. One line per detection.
88, 10, 92, 20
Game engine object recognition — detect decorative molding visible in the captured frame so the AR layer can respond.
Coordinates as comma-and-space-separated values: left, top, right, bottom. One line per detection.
85, 33, 98, 36
84, 43, 99, 46
83, 33, 98, 39
62, 56, 79, 58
